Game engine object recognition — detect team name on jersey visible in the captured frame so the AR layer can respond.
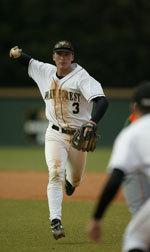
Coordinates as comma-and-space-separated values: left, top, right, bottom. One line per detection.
44, 89, 81, 102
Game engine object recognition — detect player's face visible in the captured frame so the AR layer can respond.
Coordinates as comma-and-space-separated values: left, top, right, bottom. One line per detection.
53, 51, 74, 70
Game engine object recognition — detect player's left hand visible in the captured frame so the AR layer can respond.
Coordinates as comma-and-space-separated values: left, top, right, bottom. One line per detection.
87, 219, 102, 242
71, 121, 97, 152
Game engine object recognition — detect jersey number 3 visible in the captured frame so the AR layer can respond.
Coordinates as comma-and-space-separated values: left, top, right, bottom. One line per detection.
72, 102, 79, 114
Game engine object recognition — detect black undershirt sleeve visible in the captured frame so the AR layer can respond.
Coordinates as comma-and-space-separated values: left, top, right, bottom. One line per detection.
93, 168, 125, 220
17, 53, 32, 67
91, 96, 109, 124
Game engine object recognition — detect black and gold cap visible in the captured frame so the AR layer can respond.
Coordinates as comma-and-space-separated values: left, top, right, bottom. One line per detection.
53, 40, 74, 53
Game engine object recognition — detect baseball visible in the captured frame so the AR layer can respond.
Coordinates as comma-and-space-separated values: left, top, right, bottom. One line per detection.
9, 46, 22, 58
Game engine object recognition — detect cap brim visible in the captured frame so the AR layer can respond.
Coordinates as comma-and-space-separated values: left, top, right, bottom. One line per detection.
53, 48, 74, 53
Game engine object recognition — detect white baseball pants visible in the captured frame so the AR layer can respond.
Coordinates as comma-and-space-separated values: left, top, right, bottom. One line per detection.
45, 125, 87, 221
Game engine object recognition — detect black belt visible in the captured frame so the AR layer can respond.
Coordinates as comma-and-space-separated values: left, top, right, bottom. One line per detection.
52, 124, 76, 135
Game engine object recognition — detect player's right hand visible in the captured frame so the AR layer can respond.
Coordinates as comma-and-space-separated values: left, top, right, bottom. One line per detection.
9, 46, 22, 59
87, 219, 102, 243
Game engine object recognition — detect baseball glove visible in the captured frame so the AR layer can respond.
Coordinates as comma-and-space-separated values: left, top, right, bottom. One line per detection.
71, 122, 97, 152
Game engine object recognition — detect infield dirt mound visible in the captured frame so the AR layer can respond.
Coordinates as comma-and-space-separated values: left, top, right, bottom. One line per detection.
0, 171, 125, 202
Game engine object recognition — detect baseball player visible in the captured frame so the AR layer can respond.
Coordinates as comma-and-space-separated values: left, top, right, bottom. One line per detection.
9, 41, 108, 240
88, 82, 150, 252
123, 101, 150, 216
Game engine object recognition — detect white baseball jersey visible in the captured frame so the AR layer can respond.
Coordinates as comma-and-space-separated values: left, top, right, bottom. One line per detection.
108, 114, 150, 179
28, 59, 105, 128
108, 114, 150, 251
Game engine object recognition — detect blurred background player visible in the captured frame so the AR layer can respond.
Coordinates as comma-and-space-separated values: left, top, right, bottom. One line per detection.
123, 82, 150, 216
88, 82, 150, 252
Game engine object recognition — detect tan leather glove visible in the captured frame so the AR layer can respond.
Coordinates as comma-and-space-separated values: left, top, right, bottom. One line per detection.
71, 122, 97, 152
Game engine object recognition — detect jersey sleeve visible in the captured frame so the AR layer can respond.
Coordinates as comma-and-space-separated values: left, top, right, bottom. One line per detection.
108, 128, 139, 174
28, 59, 55, 98
79, 73, 105, 102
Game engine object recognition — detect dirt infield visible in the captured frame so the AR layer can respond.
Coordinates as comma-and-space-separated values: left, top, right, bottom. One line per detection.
0, 171, 124, 202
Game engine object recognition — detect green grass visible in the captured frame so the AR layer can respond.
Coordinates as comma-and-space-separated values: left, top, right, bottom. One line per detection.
0, 199, 130, 252
0, 147, 130, 252
0, 147, 111, 172
0, 147, 46, 171
86, 147, 111, 172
